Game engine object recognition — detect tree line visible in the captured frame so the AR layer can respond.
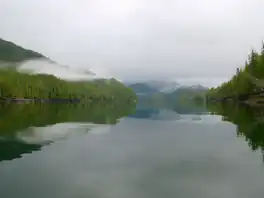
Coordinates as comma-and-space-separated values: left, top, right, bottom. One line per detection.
0, 67, 137, 103
207, 42, 264, 99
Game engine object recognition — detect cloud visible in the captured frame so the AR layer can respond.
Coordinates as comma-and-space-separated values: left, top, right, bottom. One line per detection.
1, 0, 264, 85
17, 59, 114, 81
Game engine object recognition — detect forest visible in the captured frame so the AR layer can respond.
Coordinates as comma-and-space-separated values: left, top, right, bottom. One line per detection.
0, 68, 137, 103
0, 38, 45, 62
207, 42, 264, 99
0, 38, 137, 103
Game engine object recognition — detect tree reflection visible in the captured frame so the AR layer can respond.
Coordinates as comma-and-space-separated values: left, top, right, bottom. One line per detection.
208, 102, 264, 160
0, 103, 136, 162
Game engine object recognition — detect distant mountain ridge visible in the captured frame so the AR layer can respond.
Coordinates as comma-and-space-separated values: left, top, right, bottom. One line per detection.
127, 80, 207, 95
127, 81, 179, 94
127, 80, 207, 114
127, 83, 159, 95
145, 80, 180, 93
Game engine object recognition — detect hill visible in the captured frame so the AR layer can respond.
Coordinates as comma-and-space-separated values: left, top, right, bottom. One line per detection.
127, 80, 180, 94
0, 38, 45, 62
207, 41, 264, 102
136, 85, 207, 113
128, 83, 159, 94
0, 38, 137, 103
165, 86, 207, 102
145, 80, 180, 93
0, 68, 137, 104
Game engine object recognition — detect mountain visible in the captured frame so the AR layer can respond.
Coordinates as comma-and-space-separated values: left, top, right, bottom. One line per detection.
134, 83, 208, 114
127, 80, 180, 94
0, 38, 109, 81
138, 85, 207, 105
0, 38, 138, 103
0, 38, 46, 62
127, 83, 159, 95
168, 86, 207, 103
127, 80, 207, 95
145, 80, 180, 93
0, 38, 97, 80
16, 59, 97, 81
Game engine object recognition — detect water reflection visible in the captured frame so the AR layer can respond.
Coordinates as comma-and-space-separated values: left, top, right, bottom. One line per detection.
128, 106, 210, 123
208, 103, 264, 157
2, 103, 264, 197
0, 103, 135, 162
0, 139, 42, 162
128, 107, 182, 120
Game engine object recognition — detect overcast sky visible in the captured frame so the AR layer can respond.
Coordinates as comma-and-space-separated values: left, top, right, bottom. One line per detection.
1, 0, 264, 86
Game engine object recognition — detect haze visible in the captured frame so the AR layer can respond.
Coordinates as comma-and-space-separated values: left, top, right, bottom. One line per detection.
1, 0, 264, 87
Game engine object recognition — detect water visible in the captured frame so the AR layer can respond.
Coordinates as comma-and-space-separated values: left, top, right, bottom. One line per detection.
0, 103, 264, 198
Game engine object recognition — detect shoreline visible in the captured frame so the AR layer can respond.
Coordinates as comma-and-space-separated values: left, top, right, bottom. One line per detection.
0, 98, 81, 103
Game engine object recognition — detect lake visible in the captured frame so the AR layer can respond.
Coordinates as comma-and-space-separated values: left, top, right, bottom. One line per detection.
0, 103, 264, 198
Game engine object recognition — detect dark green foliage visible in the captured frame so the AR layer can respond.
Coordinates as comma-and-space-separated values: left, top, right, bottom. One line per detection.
0, 103, 136, 136
207, 42, 264, 99
0, 38, 137, 104
0, 68, 137, 103
208, 103, 264, 151
0, 38, 45, 62
0, 103, 136, 161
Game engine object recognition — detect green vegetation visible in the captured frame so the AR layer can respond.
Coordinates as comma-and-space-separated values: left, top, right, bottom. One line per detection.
207, 42, 264, 99
0, 38, 137, 103
0, 38, 45, 62
0, 103, 136, 162
0, 103, 136, 136
208, 103, 264, 151
0, 68, 137, 103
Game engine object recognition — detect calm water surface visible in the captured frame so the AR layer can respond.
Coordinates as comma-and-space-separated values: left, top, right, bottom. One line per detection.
0, 104, 264, 198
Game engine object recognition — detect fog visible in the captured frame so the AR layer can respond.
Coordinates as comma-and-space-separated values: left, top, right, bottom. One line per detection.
1, 0, 264, 86
16, 59, 112, 81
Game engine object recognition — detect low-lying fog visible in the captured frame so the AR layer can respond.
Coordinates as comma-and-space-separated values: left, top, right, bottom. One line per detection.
11, 59, 114, 81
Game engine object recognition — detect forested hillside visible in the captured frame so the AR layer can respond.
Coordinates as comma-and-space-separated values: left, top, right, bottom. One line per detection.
0, 68, 137, 103
0, 38, 45, 62
207, 42, 264, 99
0, 38, 137, 103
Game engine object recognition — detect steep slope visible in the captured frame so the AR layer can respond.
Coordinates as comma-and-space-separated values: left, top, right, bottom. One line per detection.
0, 38, 45, 62
0, 38, 137, 102
0, 38, 114, 81
17, 59, 97, 81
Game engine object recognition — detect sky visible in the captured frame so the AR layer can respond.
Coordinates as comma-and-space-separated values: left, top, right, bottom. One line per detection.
1, 0, 264, 87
